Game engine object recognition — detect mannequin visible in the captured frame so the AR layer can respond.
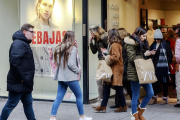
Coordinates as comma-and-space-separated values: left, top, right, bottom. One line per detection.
147, 21, 155, 46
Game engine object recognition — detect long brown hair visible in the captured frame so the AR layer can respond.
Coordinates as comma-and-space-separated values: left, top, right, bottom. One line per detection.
54, 31, 76, 69
166, 29, 175, 40
108, 28, 123, 45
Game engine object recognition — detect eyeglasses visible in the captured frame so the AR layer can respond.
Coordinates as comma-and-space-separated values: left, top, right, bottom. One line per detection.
26, 30, 34, 34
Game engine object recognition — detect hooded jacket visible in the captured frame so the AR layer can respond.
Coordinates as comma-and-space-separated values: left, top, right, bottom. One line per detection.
89, 26, 108, 60
124, 34, 149, 82
7, 30, 35, 92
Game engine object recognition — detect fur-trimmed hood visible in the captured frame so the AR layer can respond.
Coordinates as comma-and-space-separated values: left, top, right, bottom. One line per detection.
124, 36, 136, 46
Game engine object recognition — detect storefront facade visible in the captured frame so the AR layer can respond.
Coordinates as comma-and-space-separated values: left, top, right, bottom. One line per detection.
1, 0, 179, 104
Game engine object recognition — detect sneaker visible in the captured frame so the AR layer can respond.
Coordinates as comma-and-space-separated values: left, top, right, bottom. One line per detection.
148, 98, 157, 105
174, 104, 180, 107
91, 99, 102, 108
79, 116, 92, 120
160, 100, 168, 105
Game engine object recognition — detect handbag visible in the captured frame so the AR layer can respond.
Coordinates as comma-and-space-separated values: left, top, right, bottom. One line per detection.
95, 60, 113, 82
134, 58, 157, 84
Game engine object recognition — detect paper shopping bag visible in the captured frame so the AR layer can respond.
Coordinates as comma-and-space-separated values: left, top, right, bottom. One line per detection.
134, 59, 157, 84
95, 60, 112, 82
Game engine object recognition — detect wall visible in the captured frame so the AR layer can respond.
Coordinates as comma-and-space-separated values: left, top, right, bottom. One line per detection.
148, 9, 164, 19
164, 11, 180, 27
0, 0, 20, 96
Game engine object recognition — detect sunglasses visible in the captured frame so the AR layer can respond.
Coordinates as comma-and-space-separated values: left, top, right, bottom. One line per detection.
26, 30, 34, 34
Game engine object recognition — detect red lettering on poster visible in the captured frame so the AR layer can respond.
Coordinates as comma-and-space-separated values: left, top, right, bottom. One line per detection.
56, 31, 61, 44
32, 31, 36, 44
49, 31, 55, 44
37, 31, 42, 44
43, 31, 49, 44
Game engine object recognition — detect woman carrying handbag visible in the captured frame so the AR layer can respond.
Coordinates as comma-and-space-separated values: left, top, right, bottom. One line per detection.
124, 26, 154, 120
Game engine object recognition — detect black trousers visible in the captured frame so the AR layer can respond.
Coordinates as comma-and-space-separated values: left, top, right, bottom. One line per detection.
115, 80, 132, 105
152, 76, 169, 97
101, 84, 126, 107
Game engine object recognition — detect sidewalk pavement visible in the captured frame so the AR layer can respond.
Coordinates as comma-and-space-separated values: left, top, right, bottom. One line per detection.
0, 98, 180, 120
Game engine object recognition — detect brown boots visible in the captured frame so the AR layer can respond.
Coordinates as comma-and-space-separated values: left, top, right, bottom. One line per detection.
114, 106, 127, 112
94, 105, 106, 113
137, 105, 146, 120
131, 112, 139, 120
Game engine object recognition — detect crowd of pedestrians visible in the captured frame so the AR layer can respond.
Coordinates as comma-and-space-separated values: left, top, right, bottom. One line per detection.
0, 22, 180, 120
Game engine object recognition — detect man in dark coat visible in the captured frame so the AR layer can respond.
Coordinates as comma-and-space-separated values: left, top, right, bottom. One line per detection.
0, 24, 36, 120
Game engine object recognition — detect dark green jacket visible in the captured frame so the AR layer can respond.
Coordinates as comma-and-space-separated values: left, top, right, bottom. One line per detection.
124, 35, 149, 81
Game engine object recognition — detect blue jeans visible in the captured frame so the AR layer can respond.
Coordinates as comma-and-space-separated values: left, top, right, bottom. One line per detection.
131, 81, 154, 114
101, 84, 126, 107
0, 92, 36, 120
51, 81, 84, 116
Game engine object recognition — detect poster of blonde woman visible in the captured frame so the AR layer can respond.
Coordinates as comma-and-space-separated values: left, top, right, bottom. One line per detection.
20, 0, 72, 77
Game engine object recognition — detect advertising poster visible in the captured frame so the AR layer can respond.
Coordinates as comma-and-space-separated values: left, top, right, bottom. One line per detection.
20, 0, 72, 77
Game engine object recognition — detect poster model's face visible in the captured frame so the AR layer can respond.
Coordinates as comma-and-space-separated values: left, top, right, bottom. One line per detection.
39, 0, 54, 20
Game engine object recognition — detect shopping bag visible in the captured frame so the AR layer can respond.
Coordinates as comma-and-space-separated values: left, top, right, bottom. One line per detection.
134, 59, 157, 84
95, 60, 112, 82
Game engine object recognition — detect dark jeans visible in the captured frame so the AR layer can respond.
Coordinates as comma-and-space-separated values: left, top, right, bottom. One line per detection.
101, 84, 126, 107
0, 92, 36, 120
152, 77, 168, 97
115, 80, 132, 105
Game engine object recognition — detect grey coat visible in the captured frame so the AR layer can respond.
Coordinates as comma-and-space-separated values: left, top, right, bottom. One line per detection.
54, 46, 81, 81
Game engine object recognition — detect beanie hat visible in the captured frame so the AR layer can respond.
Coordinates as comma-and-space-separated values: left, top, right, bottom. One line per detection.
154, 29, 163, 39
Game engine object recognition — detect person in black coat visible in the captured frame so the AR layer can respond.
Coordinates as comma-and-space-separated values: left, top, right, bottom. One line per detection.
0, 24, 36, 120
149, 29, 173, 105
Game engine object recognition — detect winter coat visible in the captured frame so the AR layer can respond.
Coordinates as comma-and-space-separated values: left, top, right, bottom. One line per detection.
105, 43, 123, 86
7, 30, 35, 92
122, 42, 128, 81
54, 45, 81, 81
124, 35, 149, 82
89, 32, 108, 60
150, 40, 173, 77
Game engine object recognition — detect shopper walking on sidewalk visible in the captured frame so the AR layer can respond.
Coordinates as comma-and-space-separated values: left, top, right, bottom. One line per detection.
124, 26, 154, 120
149, 29, 173, 105
49, 31, 92, 120
0, 24, 36, 120
89, 25, 108, 108
94, 28, 127, 113
174, 24, 180, 107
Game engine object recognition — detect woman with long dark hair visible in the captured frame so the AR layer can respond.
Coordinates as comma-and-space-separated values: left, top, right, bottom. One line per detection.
124, 26, 154, 120
49, 31, 92, 120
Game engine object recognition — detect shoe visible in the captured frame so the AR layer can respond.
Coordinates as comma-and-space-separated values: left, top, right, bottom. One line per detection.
49, 117, 56, 120
130, 112, 139, 120
91, 99, 102, 108
137, 105, 146, 120
148, 97, 157, 105
94, 105, 106, 113
160, 97, 168, 105
79, 116, 92, 120
114, 106, 127, 112
109, 104, 120, 108
174, 104, 180, 107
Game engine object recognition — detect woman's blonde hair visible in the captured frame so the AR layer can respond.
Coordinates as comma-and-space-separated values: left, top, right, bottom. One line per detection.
117, 28, 130, 40
89, 25, 106, 41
